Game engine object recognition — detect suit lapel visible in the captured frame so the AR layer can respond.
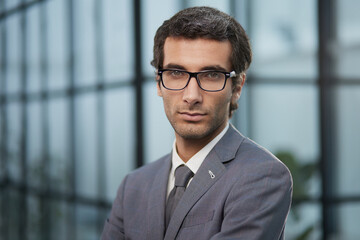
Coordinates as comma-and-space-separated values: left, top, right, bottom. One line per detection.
213, 124, 245, 164
164, 125, 244, 240
146, 155, 171, 239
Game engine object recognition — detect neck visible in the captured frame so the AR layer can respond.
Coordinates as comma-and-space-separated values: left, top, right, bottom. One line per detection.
175, 123, 227, 162
175, 138, 209, 163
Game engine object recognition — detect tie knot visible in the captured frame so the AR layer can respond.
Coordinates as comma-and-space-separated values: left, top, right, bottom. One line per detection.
174, 165, 194, 187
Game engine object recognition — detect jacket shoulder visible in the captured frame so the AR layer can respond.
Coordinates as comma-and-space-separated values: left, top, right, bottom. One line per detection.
222, 127, 292, 186
126, 153, 171, 180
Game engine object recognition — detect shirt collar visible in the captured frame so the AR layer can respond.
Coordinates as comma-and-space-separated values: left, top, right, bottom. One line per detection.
171, 123, 229, 175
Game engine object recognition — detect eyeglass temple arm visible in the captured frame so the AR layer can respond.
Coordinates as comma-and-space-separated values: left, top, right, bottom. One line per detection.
230, 71, 237, 78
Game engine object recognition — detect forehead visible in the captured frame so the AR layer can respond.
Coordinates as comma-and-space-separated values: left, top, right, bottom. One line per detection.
163, 37, 232, 71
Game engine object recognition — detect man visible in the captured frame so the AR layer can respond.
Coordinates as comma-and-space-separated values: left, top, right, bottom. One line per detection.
102, 6, 292, 240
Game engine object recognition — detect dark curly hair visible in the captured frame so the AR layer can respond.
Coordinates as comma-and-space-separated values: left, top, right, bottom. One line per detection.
151, 6, 252, 117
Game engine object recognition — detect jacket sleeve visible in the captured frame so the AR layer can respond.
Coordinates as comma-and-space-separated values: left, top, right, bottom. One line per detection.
211, 160, 293, 240
100, 175, 128, 240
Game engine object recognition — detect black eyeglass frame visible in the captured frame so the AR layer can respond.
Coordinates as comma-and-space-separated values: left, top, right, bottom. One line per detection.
157, 69, 237, 92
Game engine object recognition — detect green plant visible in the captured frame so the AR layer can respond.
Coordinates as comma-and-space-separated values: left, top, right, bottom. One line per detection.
276, 151, 318, 240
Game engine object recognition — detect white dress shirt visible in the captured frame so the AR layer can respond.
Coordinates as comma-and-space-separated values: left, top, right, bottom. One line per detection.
166, 123, 229, 197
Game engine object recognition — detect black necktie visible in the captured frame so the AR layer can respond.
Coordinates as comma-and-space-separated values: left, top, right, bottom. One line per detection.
165, 165, 194, 228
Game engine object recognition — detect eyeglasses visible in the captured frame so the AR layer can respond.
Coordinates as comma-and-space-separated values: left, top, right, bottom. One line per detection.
157, 69, 237, 92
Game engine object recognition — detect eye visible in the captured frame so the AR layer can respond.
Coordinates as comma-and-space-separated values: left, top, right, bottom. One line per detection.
204, 71, 222, 79
169, 70, 185, 77
163, 70, 187, 79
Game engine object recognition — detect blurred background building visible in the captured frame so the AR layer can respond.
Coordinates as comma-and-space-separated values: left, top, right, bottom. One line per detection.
0, 0, 359, 239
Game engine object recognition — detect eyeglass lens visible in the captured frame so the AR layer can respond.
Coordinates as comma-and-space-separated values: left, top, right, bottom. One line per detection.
161, 70, 226, 91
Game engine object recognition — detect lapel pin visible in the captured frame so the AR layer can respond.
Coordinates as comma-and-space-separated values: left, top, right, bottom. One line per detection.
208, 170, 215, 179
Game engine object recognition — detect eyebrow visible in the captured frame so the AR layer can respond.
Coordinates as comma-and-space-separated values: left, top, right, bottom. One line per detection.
163, 63, 186, 70
163, 63, 229, 72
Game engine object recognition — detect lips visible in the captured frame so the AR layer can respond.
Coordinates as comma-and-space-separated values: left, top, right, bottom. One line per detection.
179, 111, 206, 122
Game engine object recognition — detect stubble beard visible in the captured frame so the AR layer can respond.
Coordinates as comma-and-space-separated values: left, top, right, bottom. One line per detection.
163, 99, 231, 141
169, 114, 225, 141
173, 123, 212, 140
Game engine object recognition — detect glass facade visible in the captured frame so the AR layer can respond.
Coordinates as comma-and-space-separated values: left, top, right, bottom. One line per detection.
0, 0, 359, 239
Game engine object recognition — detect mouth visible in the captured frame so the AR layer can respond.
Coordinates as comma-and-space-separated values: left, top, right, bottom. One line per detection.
178, 111, 206, 122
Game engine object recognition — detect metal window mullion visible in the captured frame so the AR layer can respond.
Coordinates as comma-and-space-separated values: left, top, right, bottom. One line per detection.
245, 0, 254, 140
39, 1, 51, 239
0, 0, 7, 184
318, 0, 338, 239
231, 0, 249, 131
0, 0, 9, 238
66, 0, 76, 239
94, 0, 107, 233
19, 0, 29, 238
133, 0, 144, 168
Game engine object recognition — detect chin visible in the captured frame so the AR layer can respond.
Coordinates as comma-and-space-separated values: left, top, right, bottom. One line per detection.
174, 124, 213, 140
179, 132, 208, 140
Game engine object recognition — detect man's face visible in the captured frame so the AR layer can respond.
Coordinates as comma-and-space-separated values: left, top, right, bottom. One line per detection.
157, 37, 242, 141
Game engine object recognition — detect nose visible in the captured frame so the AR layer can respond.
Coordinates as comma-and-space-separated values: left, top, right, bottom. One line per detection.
182, 76, 203, 106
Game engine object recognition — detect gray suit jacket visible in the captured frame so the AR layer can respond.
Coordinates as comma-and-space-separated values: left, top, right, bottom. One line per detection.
101, 125, 293, 240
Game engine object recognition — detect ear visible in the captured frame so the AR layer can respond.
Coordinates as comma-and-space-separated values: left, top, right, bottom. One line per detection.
156, 79, 163, 97
231, 73, 246, 102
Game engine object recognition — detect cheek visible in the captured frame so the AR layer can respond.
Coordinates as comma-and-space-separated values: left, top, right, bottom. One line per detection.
212, 93, 232, 115
161, 94, 175, 115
